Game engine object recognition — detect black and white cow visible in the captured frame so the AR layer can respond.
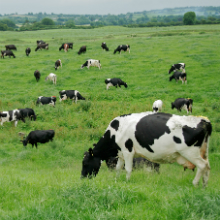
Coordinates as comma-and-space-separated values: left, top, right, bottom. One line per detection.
114, 44, 130, 54
59, 90, 85, 103
55, 59, 62, 70
0, 109, 25, 126
36, 96, 56, 107
101, 42, 109, 51
5, 44, 17, 50
81, 112, 212, 187
37, 40, 46, 45
19, 108, 37, 121
1, 50, 16, 58
25, 47, 31, 56
169, 71, 187, 84
152, 100, 163, 112
171, 98, 193, 114
105, 78, 128, 90
34, 70, 41, 82
59, 43, 73, 51
81, 59, 101, 69
22, 130, 55, 148
169, 63, 185, 74
78, 45, 86, 55
35, 43, 49, 51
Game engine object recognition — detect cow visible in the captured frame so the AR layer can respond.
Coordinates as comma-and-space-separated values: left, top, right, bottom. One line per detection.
59, 90, 85, 103
152, 100, 163, 112
105, 156, 160, 172
169, 63, 185, 74
81, 59, 101, 69
45, 73, 57, 85
55, 59, 62, 70
21, 130, 55, 148
169, 71, 187, 84
25, 47, 31, 56
114, 44, 130, 54
63, 44, 69, 52
37, 40, 46, 45
105, 78, 128, 90
78, 45, 86, 55
36, 96, 56, 107
34, 70, 41, 82
19, 108, 37, 121
5, 45, 17, 50
171, 98, 193, 114
101, 42, 109, 51
81, 112, 212, 187
1, 50, 16, 58
59, 43, 73, 51
0, 109, 25, 127
35, 43, 49, 51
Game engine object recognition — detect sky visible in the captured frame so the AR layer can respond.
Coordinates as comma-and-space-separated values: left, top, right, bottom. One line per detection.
1, 0, 220, 15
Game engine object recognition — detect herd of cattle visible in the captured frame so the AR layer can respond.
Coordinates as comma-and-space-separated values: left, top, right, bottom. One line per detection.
0, 39, 212, 187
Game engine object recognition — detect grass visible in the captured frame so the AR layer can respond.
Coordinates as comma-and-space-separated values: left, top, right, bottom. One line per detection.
0, 24, 220, 219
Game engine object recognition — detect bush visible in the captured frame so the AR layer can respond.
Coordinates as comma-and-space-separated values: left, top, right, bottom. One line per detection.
183, 11, 196, 25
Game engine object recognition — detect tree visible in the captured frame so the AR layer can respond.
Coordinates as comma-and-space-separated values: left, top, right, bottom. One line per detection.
41, 18, 54, 25
183, 11, 196, 25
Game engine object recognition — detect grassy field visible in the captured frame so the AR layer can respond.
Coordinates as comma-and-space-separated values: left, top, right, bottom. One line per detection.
0, 25, 220, 219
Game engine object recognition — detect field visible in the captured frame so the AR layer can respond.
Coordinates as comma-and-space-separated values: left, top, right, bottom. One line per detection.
0, 25, 220, 219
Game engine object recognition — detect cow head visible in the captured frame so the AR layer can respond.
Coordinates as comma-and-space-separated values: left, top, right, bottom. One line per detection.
81, 148, 101, 178
21, 139, 28, 147
169, 65, 175, 74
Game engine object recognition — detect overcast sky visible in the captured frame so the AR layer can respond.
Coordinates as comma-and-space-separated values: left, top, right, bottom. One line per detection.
1, 0, 220, 15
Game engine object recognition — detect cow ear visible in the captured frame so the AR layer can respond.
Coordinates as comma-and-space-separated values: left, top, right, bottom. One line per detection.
89, 148, 93, 157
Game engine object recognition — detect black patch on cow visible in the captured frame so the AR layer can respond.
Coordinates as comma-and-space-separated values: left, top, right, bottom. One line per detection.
93, 130, 121, 160
110, 120, 119, 131
173, 136, 181, 144
125, 139, 133, 152
120, 113, 132, 117
9, 110, 13, 121
182, 119, 212, 147
135, 113, 172, 153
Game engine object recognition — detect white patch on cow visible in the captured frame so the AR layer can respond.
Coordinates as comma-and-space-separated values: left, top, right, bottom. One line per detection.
106, 83, 113, 90
60, 94, 67, 101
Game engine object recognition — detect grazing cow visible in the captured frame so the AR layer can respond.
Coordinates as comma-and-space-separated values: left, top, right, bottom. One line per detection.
37, 40, 46, 45
25, 47, 31, 56
81, 112, 212, 187
105, 156, 160, 172
169, 63, 185, 74
55, 59, 62, 70
35, 43, 49, 51
0, 109, 25, 127
59, 90, 85, 103
63, 43, 69, 52
36, 96, 57, 107
45, 73, 57, 85
34, 70, 41, 82
1, 50, 16, 58
152, 100, 163, 112
114, 44, 130, 54
171, 98, 193, 114
19, 108, 36, 121
101, 42, 109, 51
22, 130, 55, 148
105, 78, 128, 90
81, 59, 101, 69
169, 71, 187, 84
5, 45, 17, 50
59, 43, 73, 51
78, 45, 86, 55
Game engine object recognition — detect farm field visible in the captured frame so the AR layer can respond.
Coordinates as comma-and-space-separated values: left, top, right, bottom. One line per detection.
0, 25, 220, 219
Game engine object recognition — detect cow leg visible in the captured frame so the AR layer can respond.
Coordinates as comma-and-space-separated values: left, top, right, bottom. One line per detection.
75, 97, 78, 103
116, 156, 124, 178
179, 150, 209, 187
14, 120, 18, 127
124, 152, 134, 180
35, 143, 38, 148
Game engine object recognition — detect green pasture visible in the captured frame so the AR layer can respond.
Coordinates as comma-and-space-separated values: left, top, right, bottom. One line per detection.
0, 25, 220, 219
